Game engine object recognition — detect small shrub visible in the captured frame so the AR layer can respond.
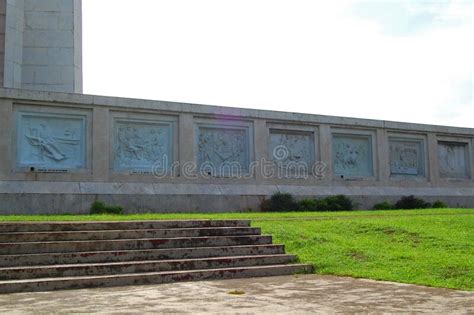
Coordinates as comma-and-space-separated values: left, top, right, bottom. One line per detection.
432, 200, 448, 208
299, 198, 319, 211
261, 193, 354, 212
323, 195, 354, 211
314, 199, 330, 211
395, 195, 431, 210
90, 200, 124, 215
373, 201, 394, 210
298, 195, 354, 211
261, 192, 299, 212
106, 206, 124, 214
90, 201, 106, 214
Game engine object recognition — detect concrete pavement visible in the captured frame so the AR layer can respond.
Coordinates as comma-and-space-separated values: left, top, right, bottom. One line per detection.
0, 274, 473, 314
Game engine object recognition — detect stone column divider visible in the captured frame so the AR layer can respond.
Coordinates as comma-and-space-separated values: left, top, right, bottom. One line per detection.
319, 125, 332, 181
92, 107, 109, 181
0, 99, 13, 178
427, 133, 440, 184
377, 129, 389, 182
178, 113, 195, 179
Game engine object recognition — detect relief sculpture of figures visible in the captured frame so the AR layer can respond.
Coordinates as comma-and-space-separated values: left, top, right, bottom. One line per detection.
390, 140, 423, 176
25, 124, 80, 162
270, 132, 314, 171
114, 121, 172, 171
198, 127, 249, 174
17, 113, 85, 169
438, 142, 468, 178
333, 135, 372, 177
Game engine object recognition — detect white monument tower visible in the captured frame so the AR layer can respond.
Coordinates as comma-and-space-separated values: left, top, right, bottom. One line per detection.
0, 0, 82, 93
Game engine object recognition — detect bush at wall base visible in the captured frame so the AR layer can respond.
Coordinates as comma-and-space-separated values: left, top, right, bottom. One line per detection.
373, 201, 395, 210
373, 196, 448, 210
260, 192, 299, 212
432, 200, 448, 208
262, 193, 355, 212
90, 201, 124, 215
394, 195, 432, 209
298, 195, 355, 212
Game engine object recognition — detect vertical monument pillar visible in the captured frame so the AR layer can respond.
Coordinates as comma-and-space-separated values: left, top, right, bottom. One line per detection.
0, 0, 82, 93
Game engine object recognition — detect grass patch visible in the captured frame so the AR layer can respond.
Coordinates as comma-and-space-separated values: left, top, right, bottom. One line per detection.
0, 208, 472, 222
256, 212, 473, 291
0, 209, 472, 291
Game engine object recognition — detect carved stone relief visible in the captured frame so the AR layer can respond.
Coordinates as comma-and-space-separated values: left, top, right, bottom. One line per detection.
438, 142, 469, 179
333, 134, 373, 177
389, 139, 424, 176
16, 112, 86, 169
113, 120, 172, 171
197, 126, 249, 175
270, 131, 314, 173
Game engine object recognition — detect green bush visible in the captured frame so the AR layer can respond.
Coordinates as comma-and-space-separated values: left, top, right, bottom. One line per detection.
395, 195, 431, 210
432, 200, 448, 208
373, 201, 394, 210
261, 193, 355, 212
298, 198, 319, 211
319, 195, 354, 211
297, 195, 355, 212
90, 201, 124, 215
260, 192, 299, 212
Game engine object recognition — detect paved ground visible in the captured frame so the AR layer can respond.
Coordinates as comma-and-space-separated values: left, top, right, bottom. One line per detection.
0, 275, 472, 314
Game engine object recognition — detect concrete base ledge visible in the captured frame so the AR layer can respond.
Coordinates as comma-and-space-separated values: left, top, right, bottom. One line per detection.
1, 181, 474, 196
1, 181, 473, 214
0, 265, 314, 294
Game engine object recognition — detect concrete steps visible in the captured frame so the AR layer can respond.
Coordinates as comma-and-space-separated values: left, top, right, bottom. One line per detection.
0, 227, 262, 242
0, 255, 297, 280
0, 244, 287, 267
0, 220, 313, 293
0, 220, 252, 232
0, 235, 274, 255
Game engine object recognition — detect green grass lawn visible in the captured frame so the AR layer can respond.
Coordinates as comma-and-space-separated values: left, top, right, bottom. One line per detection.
1, 209, 473, 291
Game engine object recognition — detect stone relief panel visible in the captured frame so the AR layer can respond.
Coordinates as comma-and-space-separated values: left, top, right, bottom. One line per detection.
270, 131, 314, 174
113, 120, 173, 171
438, 142, 469, 179
16, 112, 86, 170
389, 139, 425, 176
333, 134, 373, 177
197, 126, 250, 176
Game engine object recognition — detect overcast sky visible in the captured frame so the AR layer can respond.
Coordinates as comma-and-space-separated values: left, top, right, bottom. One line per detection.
82, 0, 473, 128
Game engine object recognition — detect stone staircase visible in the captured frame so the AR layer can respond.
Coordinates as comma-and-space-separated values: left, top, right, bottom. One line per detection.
0, 220, 312, 293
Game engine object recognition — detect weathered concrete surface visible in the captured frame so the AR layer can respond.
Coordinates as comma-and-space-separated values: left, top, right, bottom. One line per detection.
0, 226, 262, 242
0, 235, 273, 255
0, 244, 286, 268
1, 0, 82, 93
0, 219, 251, 233
0, 220, 311, 293
0, 275, 472, 314
1, 88, 474, 214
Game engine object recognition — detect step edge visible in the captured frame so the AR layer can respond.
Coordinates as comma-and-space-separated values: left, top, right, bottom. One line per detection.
0, 227, 261, 237
0, 264, 313, 284
0, 244, 286, 259
0, 254, 297, 271
0, 235, 270, 246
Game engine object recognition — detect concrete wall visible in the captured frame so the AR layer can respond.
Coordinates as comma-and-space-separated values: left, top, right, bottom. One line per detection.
1, 0, 82, 93
3, 0, 24, 89
0, 0, 6, 87
0, 88, 473, 214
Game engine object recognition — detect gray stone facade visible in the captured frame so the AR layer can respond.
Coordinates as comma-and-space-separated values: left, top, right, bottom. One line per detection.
0, 88, 473, 214
0, 0, 82, 93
